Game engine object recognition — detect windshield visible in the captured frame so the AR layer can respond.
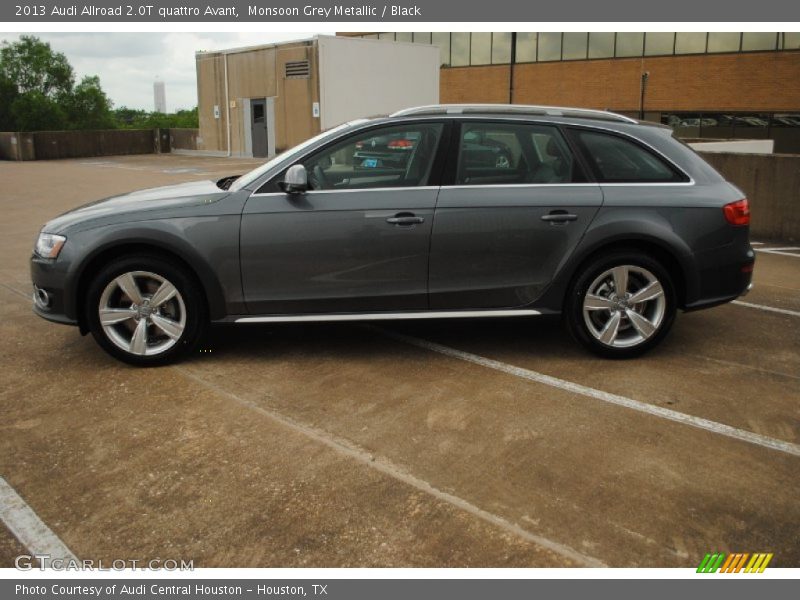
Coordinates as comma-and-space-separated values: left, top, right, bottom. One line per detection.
229, 120, 369, 192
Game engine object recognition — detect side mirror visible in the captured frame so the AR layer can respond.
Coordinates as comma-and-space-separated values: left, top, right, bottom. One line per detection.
280, 164, 308, 194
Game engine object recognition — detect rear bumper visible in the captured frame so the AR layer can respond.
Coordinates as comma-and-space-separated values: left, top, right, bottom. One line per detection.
683, 245, 755, 312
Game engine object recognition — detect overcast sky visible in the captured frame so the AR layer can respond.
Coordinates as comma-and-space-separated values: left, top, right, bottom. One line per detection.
0, 32, 323, 112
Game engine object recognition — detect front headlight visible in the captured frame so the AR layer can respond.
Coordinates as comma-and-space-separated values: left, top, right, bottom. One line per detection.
34, 232, 66, 259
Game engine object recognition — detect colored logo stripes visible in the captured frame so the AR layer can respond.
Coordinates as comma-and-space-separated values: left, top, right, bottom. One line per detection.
697, 552, 773, 573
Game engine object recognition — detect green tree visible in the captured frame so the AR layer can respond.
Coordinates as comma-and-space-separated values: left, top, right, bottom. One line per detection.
10, 91, 66, 131
0, 74, 18, 130
0, 35, 116, 131
0, 35, 73, 98
112, 106, 199, 130
63, 75, 114, 130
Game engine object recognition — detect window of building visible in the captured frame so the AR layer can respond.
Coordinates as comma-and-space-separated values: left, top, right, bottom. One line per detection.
394, 32, 413, 43
455, 123, 579, 185
615, 33, 644, 57
741, 32, 778, 51
432, 32, 451, 66
588, 32, 615, 59
302, 123, 444, 191
470, 32, 492, 65
378, 32, 395, 41
538, 32, 562, 61
412, 32, 431, 44
781, 33, 800, 49
562, 32, 588, 60
644, 32, 675, 56
707, 32, 741, 53
573, 130, 685, 183
492, 32, 512, 64
361, 34, 378, 40
451, 32, 470, 66
516, 32, 537, 62
675, 32, 707, 54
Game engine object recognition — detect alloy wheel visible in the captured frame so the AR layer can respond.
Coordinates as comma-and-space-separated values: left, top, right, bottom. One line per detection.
98, 271, 186, 356
582, 264, 666, 349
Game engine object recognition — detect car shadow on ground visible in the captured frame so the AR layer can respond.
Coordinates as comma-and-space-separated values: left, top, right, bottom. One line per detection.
181, 315, 642, 365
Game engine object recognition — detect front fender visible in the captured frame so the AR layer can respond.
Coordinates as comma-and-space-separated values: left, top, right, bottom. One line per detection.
65, 216, 242, 322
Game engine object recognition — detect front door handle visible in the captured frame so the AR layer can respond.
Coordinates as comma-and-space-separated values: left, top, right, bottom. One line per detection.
387, 213, 425, 226
541, 211, 578, 223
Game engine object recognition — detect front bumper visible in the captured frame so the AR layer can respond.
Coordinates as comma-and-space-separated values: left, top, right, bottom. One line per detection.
30, 255, 78, 327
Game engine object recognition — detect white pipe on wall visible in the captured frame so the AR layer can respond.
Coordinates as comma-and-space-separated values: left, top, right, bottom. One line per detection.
224, 52, 231, 157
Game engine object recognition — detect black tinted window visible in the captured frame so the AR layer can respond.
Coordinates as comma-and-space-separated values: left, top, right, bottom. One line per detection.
575, 130, 685, 183
302, 123, 443, 191
455, 123, 580, 186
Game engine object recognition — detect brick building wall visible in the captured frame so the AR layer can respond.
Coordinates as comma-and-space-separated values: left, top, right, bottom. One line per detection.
440, 50, 800, 112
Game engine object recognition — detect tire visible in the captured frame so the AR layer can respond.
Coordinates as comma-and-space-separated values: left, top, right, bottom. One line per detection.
565, 250, 676, 359
85, 254, 207, 366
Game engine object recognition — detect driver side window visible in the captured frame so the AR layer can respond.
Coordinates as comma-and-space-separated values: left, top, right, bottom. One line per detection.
302, 123, 443, 191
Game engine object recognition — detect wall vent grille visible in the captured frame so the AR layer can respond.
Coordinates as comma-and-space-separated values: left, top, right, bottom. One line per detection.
285, 60, 310, 78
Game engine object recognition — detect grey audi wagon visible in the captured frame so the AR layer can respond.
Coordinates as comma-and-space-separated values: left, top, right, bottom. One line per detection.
31, 104, 755, 366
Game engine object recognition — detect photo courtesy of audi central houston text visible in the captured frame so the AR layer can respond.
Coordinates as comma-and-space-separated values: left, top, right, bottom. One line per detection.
1, 28, 799, 575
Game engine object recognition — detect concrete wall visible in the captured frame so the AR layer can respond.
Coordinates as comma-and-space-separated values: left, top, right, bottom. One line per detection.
0, 128, 198, 160
700, 151, 800, 242
440, 50, 800, 113
169, 128, 201, 151
317, 36, 440, 130
0, 132, 35, 160
690, 140, 775, 154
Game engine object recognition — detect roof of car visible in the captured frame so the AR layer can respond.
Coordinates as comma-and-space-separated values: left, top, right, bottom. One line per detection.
390, 104, 639, 124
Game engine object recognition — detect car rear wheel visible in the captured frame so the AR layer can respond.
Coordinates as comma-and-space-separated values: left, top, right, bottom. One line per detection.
86, 255, 207, 366
566, 251, 676, 358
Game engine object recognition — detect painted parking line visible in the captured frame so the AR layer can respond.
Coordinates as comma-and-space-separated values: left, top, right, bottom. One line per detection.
372, 327, 800, 459
755, 247, 800, 258
732, 300, 800, 318
0, 477, 77, 563
175, 367, 606, 567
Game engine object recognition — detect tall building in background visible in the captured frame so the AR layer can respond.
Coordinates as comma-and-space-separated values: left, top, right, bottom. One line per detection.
153, 80, 167, 113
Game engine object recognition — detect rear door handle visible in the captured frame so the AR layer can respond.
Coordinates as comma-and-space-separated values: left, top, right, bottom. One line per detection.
387, 213, 425, 226
541, 211, 578, 223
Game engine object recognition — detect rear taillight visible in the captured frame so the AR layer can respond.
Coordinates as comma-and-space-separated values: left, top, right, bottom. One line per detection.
723, 198, 750, 226
388, 139, 413, 149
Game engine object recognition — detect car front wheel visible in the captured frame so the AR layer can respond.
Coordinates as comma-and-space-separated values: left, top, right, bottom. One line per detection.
566, 252, 676, 358
86, 255, 207, 366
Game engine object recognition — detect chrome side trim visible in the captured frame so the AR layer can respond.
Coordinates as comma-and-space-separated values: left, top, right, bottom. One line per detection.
251, 181, 695, 198
249, 186, 440, 198
235, 309, 541, 323
442, 183, 599, 190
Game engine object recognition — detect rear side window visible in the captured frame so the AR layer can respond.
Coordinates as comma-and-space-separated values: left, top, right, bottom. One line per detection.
573, 130, 688, 183
454, 122, 583, 186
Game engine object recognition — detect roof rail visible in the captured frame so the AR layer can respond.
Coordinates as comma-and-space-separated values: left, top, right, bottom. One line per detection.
390, 104, 638, 124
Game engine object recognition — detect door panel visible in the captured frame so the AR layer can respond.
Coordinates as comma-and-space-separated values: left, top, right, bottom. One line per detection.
241, 188, 438, 314
429, 185, 603, 309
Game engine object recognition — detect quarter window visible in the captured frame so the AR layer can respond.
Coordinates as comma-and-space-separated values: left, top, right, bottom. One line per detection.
574, 130, 686, 183
455, 123, 581, 186
300, 124, 444, 191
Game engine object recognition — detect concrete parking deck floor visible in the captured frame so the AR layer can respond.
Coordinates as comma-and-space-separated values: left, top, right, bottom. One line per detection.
1, 155, 798, 568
